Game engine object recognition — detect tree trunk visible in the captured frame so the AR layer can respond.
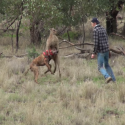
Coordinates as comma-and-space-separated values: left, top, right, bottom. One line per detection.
11, 33, 14, 53
106, 0, 124, 35
82, 18, 85, 48
34, 22, 41, 44
67, 30, 70, 42
16, 15, 22, 53
30, 21, 41, 45
30, 22, 35, 44
122, 23, 125, 36
106, 18, 117, 34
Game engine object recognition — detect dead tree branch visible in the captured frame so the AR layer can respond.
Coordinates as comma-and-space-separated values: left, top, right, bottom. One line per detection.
60, 39, 90, 51
111, 32, 125, 39
3, 17, 18, 33
59, 38, 125, 58
59, 42, 94, 49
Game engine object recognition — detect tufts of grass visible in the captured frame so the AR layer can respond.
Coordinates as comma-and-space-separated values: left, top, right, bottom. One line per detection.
0, 35, 125, 125
82, 82, 100, 103
7, 58, 27, 75
102, 107, 124, 119
7, 93, 27, 103
118, 83, 125, 103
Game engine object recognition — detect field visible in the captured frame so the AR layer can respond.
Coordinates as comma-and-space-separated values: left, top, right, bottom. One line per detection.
0, 21, 125, 125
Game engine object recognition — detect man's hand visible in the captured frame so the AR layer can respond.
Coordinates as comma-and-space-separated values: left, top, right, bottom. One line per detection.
91, 54, 95, 59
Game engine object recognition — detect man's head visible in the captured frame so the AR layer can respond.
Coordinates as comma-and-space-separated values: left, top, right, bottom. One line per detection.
91, 17, 100, 27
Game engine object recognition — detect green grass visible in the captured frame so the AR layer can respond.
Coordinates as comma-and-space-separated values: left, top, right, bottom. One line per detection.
92, 76, 105, 84
38, 74, 61, 84
116, 76, 125, 83
102, 107, 125, 118
7, 93, 28, 103
123, 67, 125, 72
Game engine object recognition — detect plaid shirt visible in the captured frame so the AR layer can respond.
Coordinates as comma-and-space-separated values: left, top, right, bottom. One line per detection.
93, 24, 109, 54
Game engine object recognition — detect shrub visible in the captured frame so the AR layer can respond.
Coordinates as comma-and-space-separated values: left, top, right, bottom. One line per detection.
62, 31, 80, 40
27, 46, 39, 59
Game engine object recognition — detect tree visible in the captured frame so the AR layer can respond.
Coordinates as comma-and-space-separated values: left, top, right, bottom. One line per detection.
0, 0, 63, 46
106, 0, 125, 34
51, 0, 88, 42
1, 0, 125, 50
0, 1, 4, 15
0, 0, 24, 52
24, 0, 63, 45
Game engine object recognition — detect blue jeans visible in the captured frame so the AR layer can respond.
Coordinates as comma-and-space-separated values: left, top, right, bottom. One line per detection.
97, 51, 116, 81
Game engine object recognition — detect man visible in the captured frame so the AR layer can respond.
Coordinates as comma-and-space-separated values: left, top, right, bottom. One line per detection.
91, 17, 116, 83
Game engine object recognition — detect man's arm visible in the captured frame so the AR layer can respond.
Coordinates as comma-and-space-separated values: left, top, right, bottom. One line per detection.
93, 29, 99, 54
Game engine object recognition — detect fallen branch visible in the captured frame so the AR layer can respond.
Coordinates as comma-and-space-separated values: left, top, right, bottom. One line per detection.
60, 39, 94, 52
59, 38, 125, 56
111, 32, 125, 40
59, 42, 94, 49
62, 52, 91, 58
109, 46, 125, 56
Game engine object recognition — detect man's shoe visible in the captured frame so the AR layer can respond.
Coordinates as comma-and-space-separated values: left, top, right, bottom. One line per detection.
106, 77, 112, 83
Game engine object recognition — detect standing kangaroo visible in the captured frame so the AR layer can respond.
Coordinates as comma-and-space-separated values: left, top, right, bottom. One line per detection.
46, 28, 61, 78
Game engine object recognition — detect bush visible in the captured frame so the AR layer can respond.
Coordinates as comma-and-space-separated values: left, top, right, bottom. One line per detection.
27, 46, 39, 59
62, 31, 80, 40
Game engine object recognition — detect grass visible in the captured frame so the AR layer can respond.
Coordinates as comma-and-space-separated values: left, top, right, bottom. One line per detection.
0, 26, 125, 125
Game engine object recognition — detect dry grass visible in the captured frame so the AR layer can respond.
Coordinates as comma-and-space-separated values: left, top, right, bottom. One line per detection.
0, 25, 125, 125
